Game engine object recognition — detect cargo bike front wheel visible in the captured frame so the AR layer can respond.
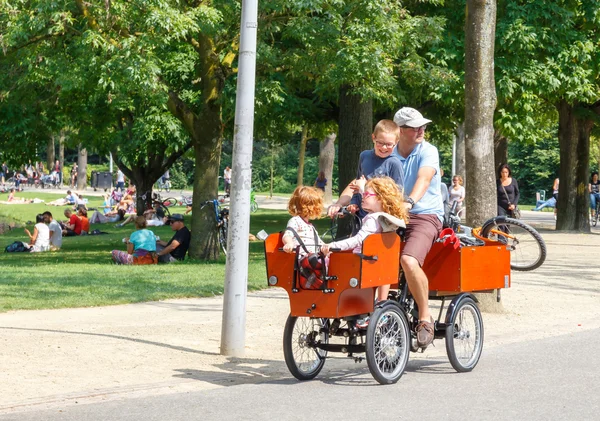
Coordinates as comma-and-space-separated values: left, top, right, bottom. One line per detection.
283, 315, 329, 380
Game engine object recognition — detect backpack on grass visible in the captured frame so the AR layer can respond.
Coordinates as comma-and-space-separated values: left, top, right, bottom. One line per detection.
4, 241, 30, 253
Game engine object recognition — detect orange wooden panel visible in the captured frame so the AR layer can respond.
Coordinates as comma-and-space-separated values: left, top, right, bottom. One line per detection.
264, 233, 373, 318
424, 243, 462, 294
360, 232, 401, 289
460, 245, 511, 292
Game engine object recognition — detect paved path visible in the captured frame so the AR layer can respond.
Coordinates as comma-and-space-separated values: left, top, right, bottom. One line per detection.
4, 328, 599, 421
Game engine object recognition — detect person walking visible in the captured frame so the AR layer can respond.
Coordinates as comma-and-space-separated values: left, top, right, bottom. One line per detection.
449, 175, 465, 215
496, 164, 520, 217
313, 171, 327, 192
223, 166, 232, 196
589, 172, 600, 219
116, 169, 125, 192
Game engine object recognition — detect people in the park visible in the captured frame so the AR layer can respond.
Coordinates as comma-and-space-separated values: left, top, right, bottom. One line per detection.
392, 106, 445, 348
496, 163, 520, 218
327, 119, 404, 218
282, 186, 325, 257
70, 163, 78, 188
2, 187, 32, 203
89, 208, 126, 225
321, 177, 408, 308
156, 214, 191, 263
24, 214, 50, 252
46, 190, 77, 206
43, 211, 62, 250
449, 175, 465, 214
116, 169, 125, 192
78, 207, 90, 235
62, 209, 82, 236
0, 162, 7, 185
111, 216, 158, 265
224, 166, 232, 196
117, 203, 166, 228
589, 172, 600, 218
313, 171, 327, 192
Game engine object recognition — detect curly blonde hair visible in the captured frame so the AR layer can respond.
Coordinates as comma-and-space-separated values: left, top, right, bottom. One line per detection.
365, 177, 409, 222
288, 186, 323, 220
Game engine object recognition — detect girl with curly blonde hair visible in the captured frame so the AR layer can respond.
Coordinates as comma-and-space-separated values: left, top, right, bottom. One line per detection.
321, 176, 408, 304
282, 186, 324, 255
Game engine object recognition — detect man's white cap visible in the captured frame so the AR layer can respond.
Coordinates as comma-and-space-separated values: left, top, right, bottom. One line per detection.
393, 107, 432, 128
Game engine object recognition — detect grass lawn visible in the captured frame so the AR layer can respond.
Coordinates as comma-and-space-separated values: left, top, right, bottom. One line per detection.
0, 191, 308, 312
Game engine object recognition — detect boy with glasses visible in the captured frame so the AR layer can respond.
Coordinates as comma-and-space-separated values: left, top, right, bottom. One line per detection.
327, 119, 404, 217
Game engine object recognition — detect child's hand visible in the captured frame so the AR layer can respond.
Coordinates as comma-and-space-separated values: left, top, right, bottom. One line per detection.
24, 228, 31, 237
282, 243, 295, 253
353, 176, 367, 193
320, 244, 330, 255
347, 204, 359, 214
327, 204, 341, 218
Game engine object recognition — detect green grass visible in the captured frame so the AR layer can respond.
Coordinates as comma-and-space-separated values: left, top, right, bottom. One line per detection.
0, 193, 298, 312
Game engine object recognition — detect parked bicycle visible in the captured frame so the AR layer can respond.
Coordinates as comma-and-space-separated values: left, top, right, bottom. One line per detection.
446, 202, 547, 271
200, 199, 229, 254
250, 189, 258, 213
178, 191, 193, 207
140, 191, 172, 217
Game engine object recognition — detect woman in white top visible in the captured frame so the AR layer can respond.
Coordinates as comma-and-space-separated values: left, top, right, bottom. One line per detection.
449, 175, 466, 213
24, 214, 50, 252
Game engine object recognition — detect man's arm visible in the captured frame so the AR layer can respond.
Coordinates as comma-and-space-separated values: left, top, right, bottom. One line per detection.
406, 167, 436, 206
157, 240, 180, 257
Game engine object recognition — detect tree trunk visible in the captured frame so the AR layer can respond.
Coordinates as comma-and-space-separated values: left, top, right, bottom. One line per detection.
297, 125, 308, 186
494, 130, 508, 172
319, 133, 336, 204
337, 86, 373, 191
455, 122, 466, 185
270, 141, 274, 199
465, 0, 500, 311
58, 132, 65, 187
46, 137, 55, 173
556, 100, 592, 232
464, 0, 497, 228
77, 144, 87, 190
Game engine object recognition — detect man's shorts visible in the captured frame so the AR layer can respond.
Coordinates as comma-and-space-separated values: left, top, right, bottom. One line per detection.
401, 213, 443, 266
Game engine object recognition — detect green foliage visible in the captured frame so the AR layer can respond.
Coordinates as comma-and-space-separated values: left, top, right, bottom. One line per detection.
508, 128, 560, 204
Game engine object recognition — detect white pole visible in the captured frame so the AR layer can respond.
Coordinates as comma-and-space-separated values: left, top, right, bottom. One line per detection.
109, 153, 113, 174
220, 0, 258, 357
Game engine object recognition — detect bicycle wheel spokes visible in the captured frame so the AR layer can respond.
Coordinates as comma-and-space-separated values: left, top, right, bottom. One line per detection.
484, 220, 546, 271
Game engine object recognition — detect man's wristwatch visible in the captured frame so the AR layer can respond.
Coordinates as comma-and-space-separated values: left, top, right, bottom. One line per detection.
406, 197, 415, 208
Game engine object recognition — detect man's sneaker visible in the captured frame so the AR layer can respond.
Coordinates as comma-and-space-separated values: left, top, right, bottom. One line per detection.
415, 319, 435, 347
355, 317, 370, 329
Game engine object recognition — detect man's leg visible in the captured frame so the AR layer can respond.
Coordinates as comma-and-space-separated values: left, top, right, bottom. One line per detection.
401, 255, 431, 321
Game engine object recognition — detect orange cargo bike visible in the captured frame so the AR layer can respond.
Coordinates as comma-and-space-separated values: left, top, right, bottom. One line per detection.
264, 228, 511, 384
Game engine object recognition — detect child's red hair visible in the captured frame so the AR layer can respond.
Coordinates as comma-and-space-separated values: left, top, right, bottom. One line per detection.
288, 186, 324, 220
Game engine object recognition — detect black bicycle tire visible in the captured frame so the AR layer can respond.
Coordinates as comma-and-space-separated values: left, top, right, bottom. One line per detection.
445, 297, 484, 373
481, 217, 547, 271
283, 315, 327, 381
219, 221, 228, 255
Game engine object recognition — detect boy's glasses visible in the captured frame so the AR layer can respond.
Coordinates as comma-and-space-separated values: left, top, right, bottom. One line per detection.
374, 140, 396, 149
362, 191, 377, 199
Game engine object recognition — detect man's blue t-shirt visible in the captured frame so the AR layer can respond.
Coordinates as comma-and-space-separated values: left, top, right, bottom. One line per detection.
393, 141, 444, 222
350, 150, 405, 207
130, 229, 157, 252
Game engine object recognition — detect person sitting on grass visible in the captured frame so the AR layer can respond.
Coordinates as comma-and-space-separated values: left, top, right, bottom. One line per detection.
62, 209, 82, 236
78, 207, 90, 235
156, 214, 191, 263
0, 188, 33, 204
117, 194, 135, 214
111, 216, 158, 265
24, 214, 50, 252
46, 190, 77, 206
43, 211, 62, 250
116, 203, 166, 228
89, 208, 126, 225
